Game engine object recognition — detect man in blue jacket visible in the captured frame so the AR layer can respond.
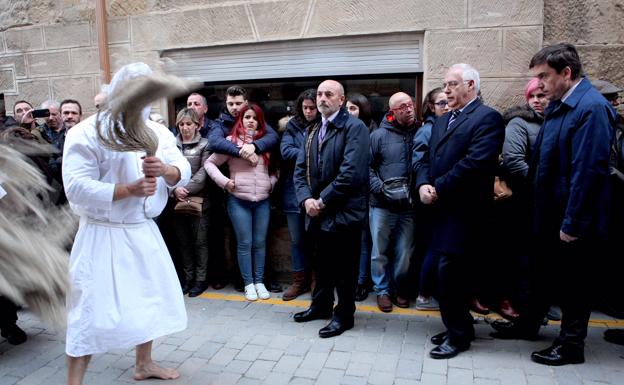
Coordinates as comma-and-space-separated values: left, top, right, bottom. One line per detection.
417, 63, 504, 359
491, 43, 616, 366
293, 80, 369, 338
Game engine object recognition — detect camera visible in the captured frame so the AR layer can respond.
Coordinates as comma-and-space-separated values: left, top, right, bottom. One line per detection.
32, 109, 50, 118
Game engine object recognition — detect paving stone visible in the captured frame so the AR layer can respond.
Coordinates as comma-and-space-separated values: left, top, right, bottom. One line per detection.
209, 348, 240, 366
325, 351, 350, 370
345, 361, 371, 378
294, 368, 320, 379
315, 368, 344, 385
396, 358, 422, 380
261, 372, 291, 385
525, 375, 556, 385
339, 375, 367, 385
225, 359, 253, 375
236, 345, 264, 362
393, 379, 421, 385
258, 348, 285, 362
448, 367, 475, 385
274, 355, 303, 375
419, 372, 446, 385
372, 353, 399, 373
299, 352, 328, 370
367, 370, 395, 385
245, 360, 275, 380
288, 378, 314, 385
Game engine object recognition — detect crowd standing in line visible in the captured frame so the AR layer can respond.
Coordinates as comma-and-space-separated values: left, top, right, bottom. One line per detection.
0, 42, 623, 385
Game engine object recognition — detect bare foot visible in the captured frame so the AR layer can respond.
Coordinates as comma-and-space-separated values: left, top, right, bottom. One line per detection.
133, 362, 180, 381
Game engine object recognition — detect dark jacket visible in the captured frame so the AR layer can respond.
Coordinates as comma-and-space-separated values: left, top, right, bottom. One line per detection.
501, 104, 543, 188
412, 115, 435, 172
294, 107, 370, 232
281, 117, 310, 213
416, 98, 504, 255
208, 110, 279, 156
369, 114, 416, 209
176, 132, 212, 210
531, 77, 615, 239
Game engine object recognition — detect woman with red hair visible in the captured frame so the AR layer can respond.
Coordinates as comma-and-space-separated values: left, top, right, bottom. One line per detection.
204, 104, 278, 301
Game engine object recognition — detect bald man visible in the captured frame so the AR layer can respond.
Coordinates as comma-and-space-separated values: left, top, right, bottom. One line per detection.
369, 92, 417, 313
293, 80, 370, 338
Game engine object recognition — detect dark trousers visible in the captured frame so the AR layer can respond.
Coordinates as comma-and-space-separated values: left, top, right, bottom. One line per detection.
518, 236, 593, 348
0, 297, 18, 331
308, 223, 362, 323
433, 251, 474, 346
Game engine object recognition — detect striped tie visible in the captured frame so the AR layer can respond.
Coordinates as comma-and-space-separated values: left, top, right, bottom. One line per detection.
447, 110, 460, 130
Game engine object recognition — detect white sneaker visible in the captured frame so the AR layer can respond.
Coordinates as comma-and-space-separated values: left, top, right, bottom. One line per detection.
244, 284, 258, 301
254, 283, 270, 300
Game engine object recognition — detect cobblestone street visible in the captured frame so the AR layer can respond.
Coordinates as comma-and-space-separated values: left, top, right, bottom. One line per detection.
1, 289, 623, 385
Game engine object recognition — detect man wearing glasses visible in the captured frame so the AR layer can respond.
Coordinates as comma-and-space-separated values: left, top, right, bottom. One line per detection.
369, 92, 417, 313
416, 63, 504, 359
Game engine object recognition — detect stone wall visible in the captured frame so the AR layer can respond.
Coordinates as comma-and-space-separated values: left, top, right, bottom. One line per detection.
544, 0, 624, 109
0, 0, 545, 116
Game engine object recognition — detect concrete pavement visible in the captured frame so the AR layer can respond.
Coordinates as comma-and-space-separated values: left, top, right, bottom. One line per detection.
1, 288, 623, 385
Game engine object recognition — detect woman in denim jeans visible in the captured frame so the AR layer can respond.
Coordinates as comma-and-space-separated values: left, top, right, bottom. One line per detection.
205, 104, 278, 301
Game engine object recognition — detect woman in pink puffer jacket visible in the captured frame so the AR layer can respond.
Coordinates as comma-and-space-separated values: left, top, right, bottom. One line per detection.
204, 104, 278, 301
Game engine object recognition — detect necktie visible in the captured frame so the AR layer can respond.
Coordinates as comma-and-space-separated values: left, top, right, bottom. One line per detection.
447, 110, 460, 130
319, 120, 329, 142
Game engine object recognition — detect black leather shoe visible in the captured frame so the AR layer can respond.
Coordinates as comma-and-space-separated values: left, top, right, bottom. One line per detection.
188, 281, 207, 297
319, 319, 353, 338
181, 282, 192, 295
530, 344, 584, 366
489, 320, 538, 341
1, 325, 27, 345
293, 308, 332, 323
355, 284, 368, 302
431, 331, 475, 345
429, 339, 468, 359
431, 331, 448, 345
604, 329, 624, 346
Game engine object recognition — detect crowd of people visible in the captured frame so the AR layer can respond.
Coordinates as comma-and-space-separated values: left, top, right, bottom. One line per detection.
1, 41, 623, 384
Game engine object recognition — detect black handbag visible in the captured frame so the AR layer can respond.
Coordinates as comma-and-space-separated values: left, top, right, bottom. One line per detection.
381, 177, 412, 207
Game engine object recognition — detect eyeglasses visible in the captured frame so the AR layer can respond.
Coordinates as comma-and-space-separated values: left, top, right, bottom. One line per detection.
442, 80, 470, 90
392, 102, 414, 112
433, 100, 448, 107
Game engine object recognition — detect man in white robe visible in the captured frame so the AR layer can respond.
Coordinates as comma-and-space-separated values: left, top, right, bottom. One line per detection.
62, 63, 191, 384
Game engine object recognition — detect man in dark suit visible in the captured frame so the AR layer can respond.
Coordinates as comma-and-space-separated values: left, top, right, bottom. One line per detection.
417, 63, 504, 359
490, 43, 615, 366
293, 80, 370, 338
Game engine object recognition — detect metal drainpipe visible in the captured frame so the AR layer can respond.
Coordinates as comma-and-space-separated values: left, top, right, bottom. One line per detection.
95, 0, 111, 84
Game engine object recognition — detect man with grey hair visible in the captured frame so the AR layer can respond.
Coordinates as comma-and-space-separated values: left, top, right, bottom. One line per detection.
416, 63, 504, 359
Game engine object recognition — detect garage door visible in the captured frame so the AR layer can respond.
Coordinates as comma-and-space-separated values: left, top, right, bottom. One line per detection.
163, 33, 422, 82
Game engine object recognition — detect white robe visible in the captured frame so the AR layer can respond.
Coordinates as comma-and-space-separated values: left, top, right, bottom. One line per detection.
62, 115, 191, 357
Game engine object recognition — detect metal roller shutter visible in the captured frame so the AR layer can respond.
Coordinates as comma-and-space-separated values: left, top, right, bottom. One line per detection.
163, 33, 422, 82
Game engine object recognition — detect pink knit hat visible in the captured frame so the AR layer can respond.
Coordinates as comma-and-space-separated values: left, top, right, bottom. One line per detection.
524, 78, 540, 102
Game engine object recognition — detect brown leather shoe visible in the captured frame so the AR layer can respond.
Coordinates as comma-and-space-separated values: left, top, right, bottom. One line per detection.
393, 295, 410, 308
283, 271, 308, 301
377, 294, 393, 312
498, 299, 519, 320
471, 298, 490, 315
